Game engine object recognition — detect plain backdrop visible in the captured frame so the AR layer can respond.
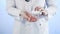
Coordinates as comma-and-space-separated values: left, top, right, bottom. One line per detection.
0, 0, 60, 34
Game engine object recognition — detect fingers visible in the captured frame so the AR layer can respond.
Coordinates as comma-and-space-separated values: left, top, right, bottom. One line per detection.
25, 15, 37, 22
25, 12, 31, 17
34, 6, 45, 11
34, 7, 41, 11
29, 16, 37, 22
22, 11, 37, 22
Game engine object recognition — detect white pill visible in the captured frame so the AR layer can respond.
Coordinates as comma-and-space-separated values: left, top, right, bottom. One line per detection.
32, 11, 42, 15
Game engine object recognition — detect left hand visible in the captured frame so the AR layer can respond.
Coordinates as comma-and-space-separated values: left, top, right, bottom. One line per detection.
34, 6, 48, 16
24, 11, 37, 22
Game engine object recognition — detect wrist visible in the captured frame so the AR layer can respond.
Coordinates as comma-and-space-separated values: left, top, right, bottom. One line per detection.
19, 10, 25, 16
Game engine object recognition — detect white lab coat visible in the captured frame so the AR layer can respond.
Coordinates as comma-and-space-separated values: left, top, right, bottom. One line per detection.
6, 0, 56, 34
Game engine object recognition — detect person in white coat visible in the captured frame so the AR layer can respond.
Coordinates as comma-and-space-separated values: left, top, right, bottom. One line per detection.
6, 0, 56, 34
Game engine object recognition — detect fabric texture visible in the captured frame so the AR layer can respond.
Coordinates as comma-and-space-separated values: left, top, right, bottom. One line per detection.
6, 0, 56, 34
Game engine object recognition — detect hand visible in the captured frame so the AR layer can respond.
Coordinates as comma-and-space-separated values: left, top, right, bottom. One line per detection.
21, 11, 37, 22
34, 6, 48, 16
29, 16, 37, 22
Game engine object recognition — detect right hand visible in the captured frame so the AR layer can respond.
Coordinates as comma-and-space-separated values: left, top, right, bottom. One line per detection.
21, 11, 37, 22
34, 6, 48, 16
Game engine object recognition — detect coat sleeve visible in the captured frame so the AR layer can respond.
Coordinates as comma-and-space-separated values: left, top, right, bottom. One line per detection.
45, 0, 57, 19
39, 0, 57, 21
6, 0, 23, 17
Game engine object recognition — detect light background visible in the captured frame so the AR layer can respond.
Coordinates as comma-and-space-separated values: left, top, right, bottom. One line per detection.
0, 0, 60, 34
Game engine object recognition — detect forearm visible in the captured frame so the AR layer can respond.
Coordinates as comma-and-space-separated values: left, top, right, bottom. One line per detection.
7, 6, 22, 17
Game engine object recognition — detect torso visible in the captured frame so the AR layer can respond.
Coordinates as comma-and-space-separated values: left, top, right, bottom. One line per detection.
15, 0, 45, 11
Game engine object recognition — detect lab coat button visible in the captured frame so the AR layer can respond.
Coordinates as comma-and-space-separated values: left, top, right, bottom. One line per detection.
40, 24, 41, 26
